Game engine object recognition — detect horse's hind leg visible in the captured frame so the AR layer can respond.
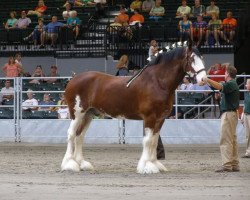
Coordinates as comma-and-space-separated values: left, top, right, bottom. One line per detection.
74, 110, 94, 171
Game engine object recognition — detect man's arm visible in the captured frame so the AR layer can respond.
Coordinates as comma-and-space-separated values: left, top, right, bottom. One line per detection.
202, 76, 223, 90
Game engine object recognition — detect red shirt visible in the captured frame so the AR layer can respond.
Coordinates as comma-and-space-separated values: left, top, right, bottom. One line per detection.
35, 5, 47, 14
209, 67, 226, 82
2, 63, 20, 77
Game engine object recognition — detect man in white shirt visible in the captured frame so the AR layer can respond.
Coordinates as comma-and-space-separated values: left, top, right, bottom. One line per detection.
22, 89, 38, 111
1, 80, 14, 101
142, 0, 155, 13
176, 0, 191, 18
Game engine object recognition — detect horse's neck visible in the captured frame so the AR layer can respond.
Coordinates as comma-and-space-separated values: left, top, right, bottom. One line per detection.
146, 63, 185, 92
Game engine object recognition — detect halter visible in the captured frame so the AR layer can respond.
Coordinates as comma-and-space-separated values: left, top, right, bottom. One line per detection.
185, 48, 206, 77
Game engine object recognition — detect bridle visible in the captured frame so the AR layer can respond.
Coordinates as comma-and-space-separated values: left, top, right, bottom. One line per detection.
185, 48, 206, 77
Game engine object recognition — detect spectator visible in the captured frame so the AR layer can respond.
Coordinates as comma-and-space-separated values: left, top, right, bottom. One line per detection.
190, 0, 205, 18
27, 0, 47, 17
45, 65, 60, 83
241, 79, 250, 158
206, 0, 219, 17
205, 13, 222, 46
16, 11, 31, 29
2, 56, 22, 77
57, 93, 69, 119
180, 76, 194, 90
40, 16, 64, 48
168, 106, 184, 119
23, 18, 45, 47
29, 65, 46, 84
115, 55, 129, 76
14, 53, 25, 76
149, 0, 165, 21
207, 63, 227, 83
192, 82, 210, 95
22, 89, 38, 111
148, 39, 158, 60
142, 0, 155, 13
129, 8, 144, 26
0, 80, 14, 102
220, 11, 237, 44
117, 5, 129, 25
192, 14, 207, 46
93, 0, 107, 19
39, 93, 56, 111
178, 15, 192, 43
62, 2, 74, 20
67, 11, 81, 39
4, 11, 17, 29
176, 0, 191, 18
130, 0, 142, 12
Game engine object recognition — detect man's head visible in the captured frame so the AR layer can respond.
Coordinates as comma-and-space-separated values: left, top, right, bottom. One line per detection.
51, 16, 58, 22
182, 0, 187, 6
210, 0, 215, 6
50, 65, 57, 74
155, 0, 161, 7
197, 14, 203, 22
5, 80, 11, 88
195, 0, 200, 6
225, 65, 237, 79
21, 11, 27, 18
227, 11, 233, 19
27, 89, 33, 99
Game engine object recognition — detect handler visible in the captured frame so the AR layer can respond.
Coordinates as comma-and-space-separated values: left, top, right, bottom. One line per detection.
241, 79, 250, 158
202, 65, 240, 172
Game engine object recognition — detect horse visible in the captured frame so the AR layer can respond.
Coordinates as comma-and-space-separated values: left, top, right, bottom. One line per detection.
61, 45, 206, 174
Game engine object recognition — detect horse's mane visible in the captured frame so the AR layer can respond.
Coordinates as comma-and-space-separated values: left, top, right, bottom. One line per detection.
148, 47, 186, 67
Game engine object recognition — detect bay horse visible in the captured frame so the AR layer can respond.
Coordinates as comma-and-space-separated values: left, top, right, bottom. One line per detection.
61, 45, 206, 174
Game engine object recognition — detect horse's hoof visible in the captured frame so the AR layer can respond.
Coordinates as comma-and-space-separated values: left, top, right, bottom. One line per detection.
154, 160, 168, 172
61, 159, 80, 172
80, 160, 94, 171
137, 161, 159, 174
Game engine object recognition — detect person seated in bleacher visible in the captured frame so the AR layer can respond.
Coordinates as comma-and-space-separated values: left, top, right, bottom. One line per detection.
115, 55, 129, 76
205, 13, 222, 46
205, 0, 219, 17
129, 8, 144, 26
207, 63, 227, 83
38, 93, 56, 111
192, 82, 210, 96
29, 65, 46, 84
45, 65, 60, 84
190, 0, 205, 18
192, 14, 207, 46
40, 16, 65, 48
142, 0, 155, 13
178, 15, 192, 43
220, 11, 237, 44
62, 2, 75, 20
149, 0, 165, 21
27, 0, 47, 18
4, 11, 17, 30
176, 0, 191, 18
130, 0, 142, 12
180, 76, 194, 90
22, 89, 38, 111
66, 11, 81, 39
23, 18, 45, 46
117, 5, 129, 25
2, 56, 22, 77
57, 93, 69, 119
0, 80, 14, 103
16, 11, 31, 29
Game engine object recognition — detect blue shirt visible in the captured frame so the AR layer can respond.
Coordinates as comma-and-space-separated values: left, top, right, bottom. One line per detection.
67, 17, 81, 26
45, 22, 64, 33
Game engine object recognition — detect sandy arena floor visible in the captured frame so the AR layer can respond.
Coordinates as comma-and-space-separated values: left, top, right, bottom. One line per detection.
0, 143, 250, 200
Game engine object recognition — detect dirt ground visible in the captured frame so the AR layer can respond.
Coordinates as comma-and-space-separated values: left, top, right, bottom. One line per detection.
0, 143, 250, 200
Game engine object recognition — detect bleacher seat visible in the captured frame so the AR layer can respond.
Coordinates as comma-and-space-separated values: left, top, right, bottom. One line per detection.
0, 108, 14, 119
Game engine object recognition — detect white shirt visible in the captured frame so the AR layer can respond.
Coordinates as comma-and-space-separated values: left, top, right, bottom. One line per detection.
177, 6, 191, 16
1, 87, 14, 95
180, 83, 194, 90
58, 107, 69, 119
22, 98, 38, 110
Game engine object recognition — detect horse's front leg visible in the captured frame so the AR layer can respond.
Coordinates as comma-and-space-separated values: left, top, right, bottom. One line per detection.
137, 121, 168, 174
